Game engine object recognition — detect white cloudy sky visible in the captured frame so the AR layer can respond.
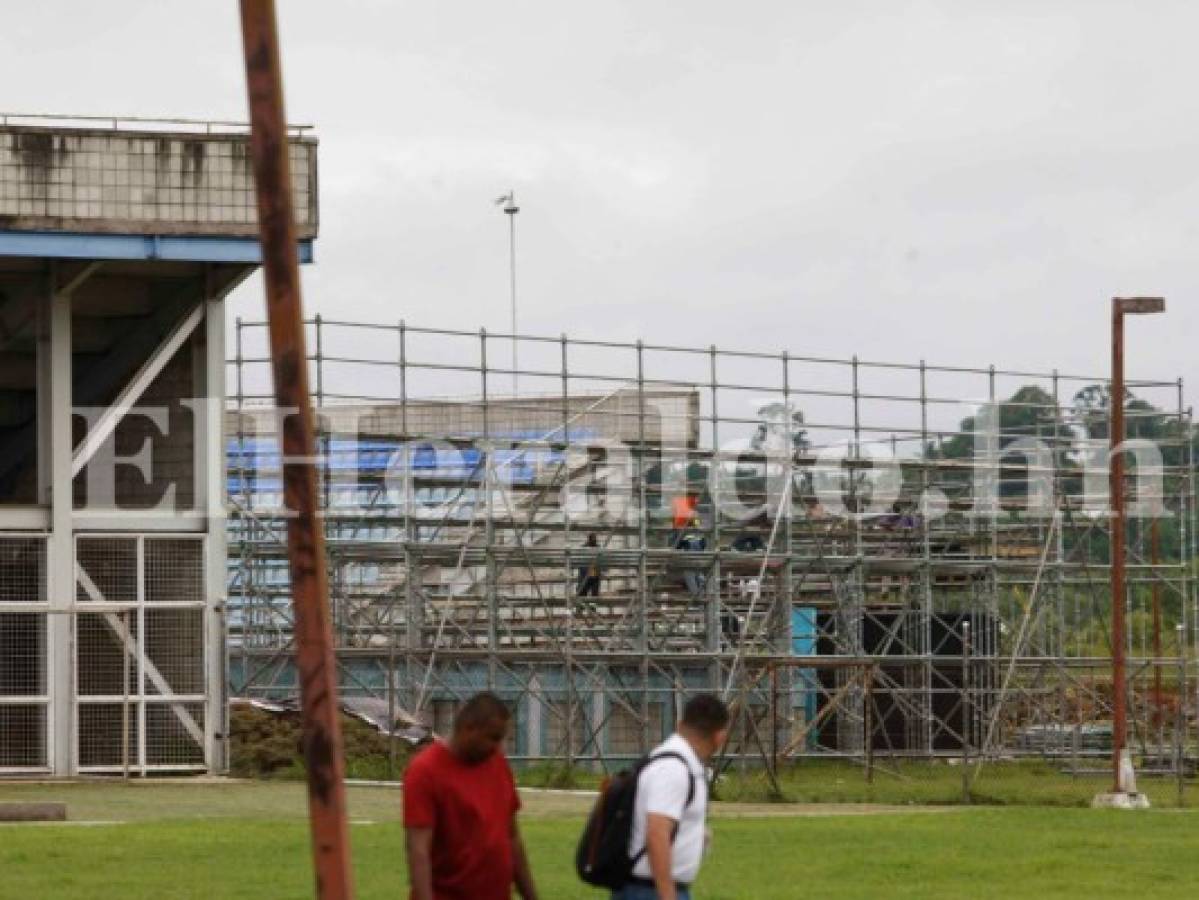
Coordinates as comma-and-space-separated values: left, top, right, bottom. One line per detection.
5, 1, 1197, 429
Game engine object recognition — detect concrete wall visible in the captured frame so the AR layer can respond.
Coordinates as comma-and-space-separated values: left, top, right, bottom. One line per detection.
228, 389, 703, 450
0, 126, 317, 238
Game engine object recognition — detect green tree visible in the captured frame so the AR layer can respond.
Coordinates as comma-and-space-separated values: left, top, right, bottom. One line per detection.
928, 385, 1070, 501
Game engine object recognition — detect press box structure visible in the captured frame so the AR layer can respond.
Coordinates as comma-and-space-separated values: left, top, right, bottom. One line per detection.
0, 115, 317, 775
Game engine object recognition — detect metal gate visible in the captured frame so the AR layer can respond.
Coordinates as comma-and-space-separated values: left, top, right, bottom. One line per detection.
0, 534, 49, 773
74, 534, 208, 773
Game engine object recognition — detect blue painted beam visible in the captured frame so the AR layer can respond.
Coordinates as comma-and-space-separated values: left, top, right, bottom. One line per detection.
0, 231, 314, 264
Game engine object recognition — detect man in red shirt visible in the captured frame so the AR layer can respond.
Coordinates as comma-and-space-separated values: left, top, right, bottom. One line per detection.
404, 692, 539, 900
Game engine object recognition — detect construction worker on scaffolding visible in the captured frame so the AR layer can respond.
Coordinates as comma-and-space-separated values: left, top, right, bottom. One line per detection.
678, 515, 707, 599
669, 493, 699, 548
576, 532, 604, 598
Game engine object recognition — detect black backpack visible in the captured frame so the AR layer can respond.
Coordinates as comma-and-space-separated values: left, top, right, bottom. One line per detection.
575, 751, 696, 889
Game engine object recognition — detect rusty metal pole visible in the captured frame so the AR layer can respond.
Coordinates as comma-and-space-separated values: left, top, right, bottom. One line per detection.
1110, 301, 1127, 793
239, 2, 355, 897
1109, 296, 1165, 795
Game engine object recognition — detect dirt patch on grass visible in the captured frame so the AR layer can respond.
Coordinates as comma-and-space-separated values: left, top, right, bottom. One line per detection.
229, 704, 411, 780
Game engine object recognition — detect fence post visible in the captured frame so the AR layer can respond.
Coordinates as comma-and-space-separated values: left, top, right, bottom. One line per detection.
962, 620, 971, 804
864, 665, 874, 785
122, 609, 131, 780
1176, 623, 1186, 807
770, 665, 780, 779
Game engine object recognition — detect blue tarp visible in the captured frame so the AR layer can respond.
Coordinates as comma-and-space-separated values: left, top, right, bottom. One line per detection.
791, 606, 819, 746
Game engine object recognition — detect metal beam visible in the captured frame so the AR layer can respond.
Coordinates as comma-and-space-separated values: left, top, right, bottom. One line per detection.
47, 271, 73, 774
59, 261, 104, 296
1108, 295, 1166, 795
0, 262, 100, 354
71, 301, 204, 478
0, 232, 314, 264
200, 266, 230, 773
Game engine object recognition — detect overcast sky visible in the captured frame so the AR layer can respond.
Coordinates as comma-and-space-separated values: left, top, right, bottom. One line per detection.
5, 1, 1197, 429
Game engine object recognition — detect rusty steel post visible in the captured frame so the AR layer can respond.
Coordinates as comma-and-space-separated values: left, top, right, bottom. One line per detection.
1109, 296, 1164, 793
239, 2, 355, 897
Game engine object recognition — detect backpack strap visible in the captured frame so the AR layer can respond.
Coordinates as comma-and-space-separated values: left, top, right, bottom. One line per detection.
629, 751, 698, 867
662, 751, 697, 811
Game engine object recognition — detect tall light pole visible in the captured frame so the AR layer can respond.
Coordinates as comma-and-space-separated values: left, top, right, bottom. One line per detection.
1104, 295, 1164, 805
497, 190, 520, 395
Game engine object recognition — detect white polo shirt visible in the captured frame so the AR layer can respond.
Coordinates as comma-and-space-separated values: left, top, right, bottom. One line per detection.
628, 734, 708, 884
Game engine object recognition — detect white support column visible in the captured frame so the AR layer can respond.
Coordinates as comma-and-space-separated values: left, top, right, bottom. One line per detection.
200, 277, 227, 773
47, 268, 74, 775
36, 293, 51, 505
136, 536, 147, 771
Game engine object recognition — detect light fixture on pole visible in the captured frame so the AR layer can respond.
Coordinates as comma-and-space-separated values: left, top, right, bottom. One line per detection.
495, 190, 519, 396
1093, 295, 1164, 810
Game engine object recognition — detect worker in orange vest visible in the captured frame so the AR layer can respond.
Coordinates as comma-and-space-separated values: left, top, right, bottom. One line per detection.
670, 494, 698, 548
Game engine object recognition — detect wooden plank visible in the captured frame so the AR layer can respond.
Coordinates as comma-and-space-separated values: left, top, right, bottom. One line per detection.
0, 802, 67, 822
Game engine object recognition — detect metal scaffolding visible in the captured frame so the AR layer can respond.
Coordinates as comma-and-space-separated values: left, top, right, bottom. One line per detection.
226, 317, 1197, 783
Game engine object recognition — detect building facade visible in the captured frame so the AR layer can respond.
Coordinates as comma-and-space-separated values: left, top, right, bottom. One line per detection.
0, 115, 317, 775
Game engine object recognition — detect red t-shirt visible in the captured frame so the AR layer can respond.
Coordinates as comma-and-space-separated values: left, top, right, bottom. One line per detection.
403, 740, 521, 900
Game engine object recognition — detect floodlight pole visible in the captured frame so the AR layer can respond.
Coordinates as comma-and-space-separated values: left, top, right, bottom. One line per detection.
502, 192, 519, 396
1109, 295, 1165, 795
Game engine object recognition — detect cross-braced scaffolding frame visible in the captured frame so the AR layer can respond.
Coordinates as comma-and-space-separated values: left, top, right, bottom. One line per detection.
226, 317, 1197, 785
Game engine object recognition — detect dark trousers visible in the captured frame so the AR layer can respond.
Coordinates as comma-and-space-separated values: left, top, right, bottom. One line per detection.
612, 883, 692, 900
577, 571, 601, 597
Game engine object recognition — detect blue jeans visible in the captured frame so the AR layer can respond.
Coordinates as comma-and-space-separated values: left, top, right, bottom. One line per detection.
611, 884, 692, 900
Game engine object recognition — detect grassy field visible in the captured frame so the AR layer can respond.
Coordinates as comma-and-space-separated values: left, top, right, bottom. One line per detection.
522, 758, 1197, 808
1, 780, 1197, 898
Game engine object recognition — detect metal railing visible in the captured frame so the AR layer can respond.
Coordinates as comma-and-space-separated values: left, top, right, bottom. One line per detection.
0, 112, 313, 137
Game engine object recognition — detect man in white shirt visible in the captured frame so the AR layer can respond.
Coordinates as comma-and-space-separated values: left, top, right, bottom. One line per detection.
615, 694, 731, 900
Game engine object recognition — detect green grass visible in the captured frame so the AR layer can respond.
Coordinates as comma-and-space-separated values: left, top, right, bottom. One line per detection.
2, 797, 1198, 898
3, 781, 1199, 898
517, 762, 605, 790
513, 758, 1197, 808
712, 758, 1197, 807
